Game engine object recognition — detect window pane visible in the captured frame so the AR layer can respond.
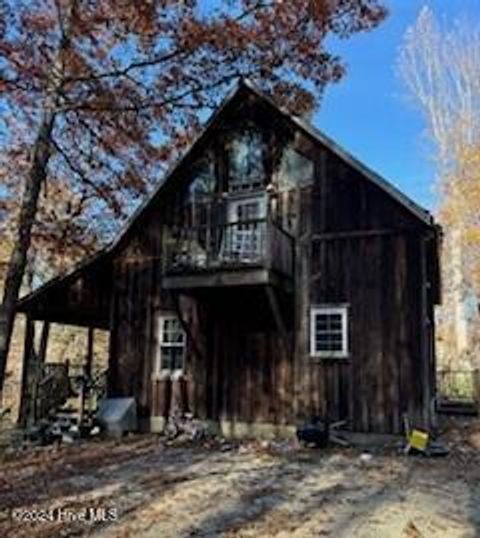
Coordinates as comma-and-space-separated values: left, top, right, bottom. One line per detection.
162, 327, 173, 343
315, 332, 343, 342
230, 131, 265, 190
277, 148, 313, 188
315, 314, 342, 332
163, 318, 173, 333
189, 160, 215, 200
162, 318, 185, 343
232, 138, 249, 178
160, 345, 185, 371
172, 329, 185, 344
160, 346, 174, 370
316, 332, 343, 351
236, 201, 261, 221
315, 317, 328, 331
172, 346, 185, 370
329, 317, 343, 331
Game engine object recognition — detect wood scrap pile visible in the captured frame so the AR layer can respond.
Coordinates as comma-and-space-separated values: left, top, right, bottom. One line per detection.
164, 411, 213, 442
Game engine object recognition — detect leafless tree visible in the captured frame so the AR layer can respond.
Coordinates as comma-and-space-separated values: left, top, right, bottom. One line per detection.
398, 6, 480, 368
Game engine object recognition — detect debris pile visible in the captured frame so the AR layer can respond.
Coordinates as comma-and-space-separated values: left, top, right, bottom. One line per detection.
164, 411, 213, 443
23, 415, 101, 448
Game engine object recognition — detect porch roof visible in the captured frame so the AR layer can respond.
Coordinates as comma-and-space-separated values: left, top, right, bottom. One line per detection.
17, 250, 112, 329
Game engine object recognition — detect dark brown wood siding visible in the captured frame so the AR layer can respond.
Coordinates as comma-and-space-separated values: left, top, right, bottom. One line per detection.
17, 88, 437, 435
290, 144, 434, 433
106, 99, 436, 435
300, 232, 430, 432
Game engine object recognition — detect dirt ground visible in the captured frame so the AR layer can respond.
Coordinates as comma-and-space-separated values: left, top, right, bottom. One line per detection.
1, 420, 480, 538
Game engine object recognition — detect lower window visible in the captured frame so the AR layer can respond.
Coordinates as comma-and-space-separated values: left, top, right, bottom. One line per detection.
155, 314, 186, 376
310, 305, 349, 358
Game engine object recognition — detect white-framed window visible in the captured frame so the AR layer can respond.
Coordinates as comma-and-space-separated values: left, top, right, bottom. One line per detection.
310, 305, 349, 358
223, 194, 267, 261
154, 314, 186, 376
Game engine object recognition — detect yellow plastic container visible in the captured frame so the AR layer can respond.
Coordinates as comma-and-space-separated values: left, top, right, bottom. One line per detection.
409, 429, 429, 451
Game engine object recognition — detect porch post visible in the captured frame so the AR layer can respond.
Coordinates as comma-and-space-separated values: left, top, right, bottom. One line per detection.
17, 315, 35, 427
85, 327, 94, 378
38, 321, 50, 363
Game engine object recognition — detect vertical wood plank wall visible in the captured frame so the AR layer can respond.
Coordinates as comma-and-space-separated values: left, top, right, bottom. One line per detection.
107, 107, 437, 435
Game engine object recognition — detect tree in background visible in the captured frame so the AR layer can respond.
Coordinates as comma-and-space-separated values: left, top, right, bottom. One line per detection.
398, 6, 480, 369
1, 138, 101, 277
0, 0, 387, 394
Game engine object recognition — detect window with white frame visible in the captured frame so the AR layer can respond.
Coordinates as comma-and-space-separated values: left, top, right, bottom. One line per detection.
155, 314, 186, 375
223, 194, 267, 261
310, 306, 349, 358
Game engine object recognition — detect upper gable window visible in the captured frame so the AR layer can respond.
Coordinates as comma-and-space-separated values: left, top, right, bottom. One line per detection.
276, 147, 313, 189
187, 158, 216, 228
189, 158, 216, 202
229, 130, 266, 191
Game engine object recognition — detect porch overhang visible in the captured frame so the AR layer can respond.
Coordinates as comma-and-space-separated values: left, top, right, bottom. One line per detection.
16, 251, 113, 330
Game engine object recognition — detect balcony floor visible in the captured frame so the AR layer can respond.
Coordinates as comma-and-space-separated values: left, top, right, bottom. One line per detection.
162, 266, 293, 292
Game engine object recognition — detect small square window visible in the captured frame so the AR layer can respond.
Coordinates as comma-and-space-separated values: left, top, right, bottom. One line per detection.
310, 306, 349, 358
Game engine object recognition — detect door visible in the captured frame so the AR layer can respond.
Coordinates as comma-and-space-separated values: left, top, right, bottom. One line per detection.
223, 194, 267, 262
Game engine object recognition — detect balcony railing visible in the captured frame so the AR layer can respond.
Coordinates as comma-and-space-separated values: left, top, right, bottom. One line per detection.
163, 219, 294, 279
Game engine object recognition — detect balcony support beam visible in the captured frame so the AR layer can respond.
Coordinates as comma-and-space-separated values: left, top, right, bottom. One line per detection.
163, 268, 293, 292
265, 285, 293, 359
172, 292, 205, 364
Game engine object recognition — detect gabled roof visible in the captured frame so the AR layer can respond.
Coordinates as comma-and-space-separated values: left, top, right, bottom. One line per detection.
112, 78, 433, 248
18, 79, 434, 310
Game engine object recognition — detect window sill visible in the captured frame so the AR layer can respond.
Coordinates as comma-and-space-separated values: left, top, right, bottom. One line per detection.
151, 370, 186, 381
310, 354, 351, 362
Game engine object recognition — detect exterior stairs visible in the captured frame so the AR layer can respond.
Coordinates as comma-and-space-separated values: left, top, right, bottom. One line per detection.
22, 367, 107, 446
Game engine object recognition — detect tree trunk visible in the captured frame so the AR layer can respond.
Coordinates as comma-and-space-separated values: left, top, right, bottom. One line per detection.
0, 112, 56, 394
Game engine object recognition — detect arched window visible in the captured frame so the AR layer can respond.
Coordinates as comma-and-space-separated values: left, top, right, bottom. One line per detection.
229, 130, 266, 191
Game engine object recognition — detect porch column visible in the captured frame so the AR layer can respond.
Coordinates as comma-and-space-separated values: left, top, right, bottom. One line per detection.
85, 327, 94, 378
17, 315, 35, 427
37, 321, 50, 364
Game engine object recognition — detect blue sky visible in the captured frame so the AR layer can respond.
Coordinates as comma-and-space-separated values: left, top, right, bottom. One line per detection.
315, 0, 480, 212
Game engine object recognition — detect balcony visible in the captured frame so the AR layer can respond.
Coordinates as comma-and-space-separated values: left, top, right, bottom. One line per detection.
162, 218, 294, 291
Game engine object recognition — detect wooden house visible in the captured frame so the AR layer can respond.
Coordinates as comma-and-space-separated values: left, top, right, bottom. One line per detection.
17, 80, 441, 435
